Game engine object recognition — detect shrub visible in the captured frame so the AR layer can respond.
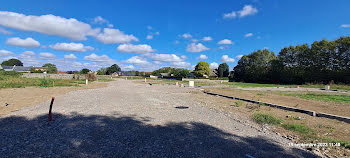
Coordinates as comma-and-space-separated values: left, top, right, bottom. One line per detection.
252, 113, 282, 125
0, 71, 22, 76
235, 100, 243, 107
86, 72, 97, 81
282, 124, 312, 134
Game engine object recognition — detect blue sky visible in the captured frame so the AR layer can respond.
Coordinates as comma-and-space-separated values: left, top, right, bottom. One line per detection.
0, 0, 349, 71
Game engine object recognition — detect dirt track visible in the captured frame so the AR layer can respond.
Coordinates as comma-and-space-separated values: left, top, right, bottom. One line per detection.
0, 79, 317, 157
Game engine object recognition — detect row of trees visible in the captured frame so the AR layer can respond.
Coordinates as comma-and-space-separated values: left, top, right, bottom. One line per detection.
232, 36, 350, 84
97, 64, 121, 75
152, 67, 190, 78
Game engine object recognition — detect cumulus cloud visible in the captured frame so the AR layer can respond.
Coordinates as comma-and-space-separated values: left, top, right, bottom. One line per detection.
0, 50, 15, 56
182, 33, 192, 39
0, 27, 11, 34
117, 44, 155, 54
84, 53, 113, 62
0, 11, 99, 40
202, 36, 213, 41
64, 54, 77, 60
92, 16, 113, 28
124, 56, 151, 66
223, 5, 258, 19
96, 28, 138, 44
186, 43, 209, 52
244, 33, 253, 38
49, 42, 94, 52
210, 62, 219, 69
169, 61, 191, 68
146, 35, 153, 40
147, 26, 152, 30
144, 53, 191, 68
341, 24, 350, 28
39, 52, 56, 60
18, 51, 40, 66
221, 55, 235, 63
236, 55, 244, 59
196, 54, 208, 60
6, 37, 40, 48
218, 46, 227, 50
217, 39, 233, 45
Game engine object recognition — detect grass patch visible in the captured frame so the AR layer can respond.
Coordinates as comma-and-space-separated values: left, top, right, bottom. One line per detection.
234, 100, 243, 107
252, 113, 282, 125
0, 71, 85, 88
282, 124, 312, 134
284, 93, 350, 103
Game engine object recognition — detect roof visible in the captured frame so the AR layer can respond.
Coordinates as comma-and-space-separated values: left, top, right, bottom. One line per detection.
1, 65, 14, 70
57, 71, 67, 74
13, 66, 31, 72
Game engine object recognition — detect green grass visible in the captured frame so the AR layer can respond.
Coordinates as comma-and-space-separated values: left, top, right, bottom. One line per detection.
282, 124, 312, 134
284, 93, 350, 103
223, 82, 350, 91
252, 113, 282, 125
234, 100, 243, 107
0, 71, 86, 88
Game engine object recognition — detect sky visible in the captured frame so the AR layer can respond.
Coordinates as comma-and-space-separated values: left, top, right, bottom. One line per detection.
0, 0, 349, 71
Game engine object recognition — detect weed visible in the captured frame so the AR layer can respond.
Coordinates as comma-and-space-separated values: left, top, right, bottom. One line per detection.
284, 93, 350, 103
234, 100, 243, 107
252, 113, 282, 125
282, 124, 312, 134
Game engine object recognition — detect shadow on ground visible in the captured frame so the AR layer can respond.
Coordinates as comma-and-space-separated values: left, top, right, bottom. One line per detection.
0, 113, 317, 158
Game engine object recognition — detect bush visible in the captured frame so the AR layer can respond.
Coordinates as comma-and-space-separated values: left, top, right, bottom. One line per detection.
86, 72, 97, 81
235, 100, 243, 107
39, 78, 53, 87
282, 124, 312, 134
0, 71, 22, 76
252, 113, 282, 125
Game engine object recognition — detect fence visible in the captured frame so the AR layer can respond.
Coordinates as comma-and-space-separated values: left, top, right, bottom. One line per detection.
22, 73, 86, 80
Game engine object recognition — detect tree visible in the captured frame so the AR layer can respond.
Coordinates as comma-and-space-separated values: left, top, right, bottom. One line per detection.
152, 67, 175, 76
42, 63, 57, 74
80, 68, 91, 74
106, 64, 121, 75
217, 63, 229, 77
173, 68, 190, 78
97, 68, 108, 75
193, 61, 210, 77
1, 58, 23, 66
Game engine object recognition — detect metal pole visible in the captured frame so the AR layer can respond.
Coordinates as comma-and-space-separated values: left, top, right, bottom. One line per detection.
49, 97, 55, 121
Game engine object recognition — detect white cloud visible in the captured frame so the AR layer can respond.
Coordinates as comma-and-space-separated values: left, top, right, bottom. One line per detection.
0, 50, 14, 56
221, 55, 235, 63
244, 33, 253, 38
154, 32, 160, 35
169, 61, 191, 68
196, 54, 208, 60
125, 56, 151, 66
218, 46, 227, 50
0, 11, 99, 40
19, 51, 40, 66
0, 27, 11, 34
84, 53, 113, 62
182, 33, 192, 39
64, 54, 77, 60
341, 24, 350, 28
217, 39, 233, 45
6, 37, 40, 48
39, 52, 56, 60
147, 26, 152, 30
202, 36, 213, 41
148, 53, 183, 63
223, 5, 258, 19
49, 42, 94, 52
117, 44, 155, 54
93, 16, 107, 24
121, 65, 135, 70
192, 39, 199, 43
146, 35, 153, 40
210, 62, 219, 69
175, 40, 180, 44
186, 43, 209, 52
96, 28, 138, 44
236, 55, 243, 59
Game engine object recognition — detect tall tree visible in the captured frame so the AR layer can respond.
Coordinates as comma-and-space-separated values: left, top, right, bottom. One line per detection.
80, 68, 91, 74
42, 63, 57, 74
217, 63, 229, 77
194, 61, 210, 77
106, 64, 121, 75
1, 58, 23, 66
173, 68, 190, 78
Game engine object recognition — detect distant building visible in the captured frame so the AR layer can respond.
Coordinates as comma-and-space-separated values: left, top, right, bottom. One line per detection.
0, 65, 2, 70
32, 67, 48, 71
1, 65, 31, 72
159, 73, 174, 78
57, 71, 67, 74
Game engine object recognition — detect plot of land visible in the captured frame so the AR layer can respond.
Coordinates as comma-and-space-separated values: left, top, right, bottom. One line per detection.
0, 79, 317, 157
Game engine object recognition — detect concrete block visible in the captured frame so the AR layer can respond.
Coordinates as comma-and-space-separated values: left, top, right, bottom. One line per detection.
189, 81, 194, 87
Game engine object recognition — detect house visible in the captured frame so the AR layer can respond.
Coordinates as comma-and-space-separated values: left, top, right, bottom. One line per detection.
0, 65, 2, 70
32, 67, 48, 71
57, 71, 67, 74
210, 69, 218, 77
1, 65, 31, 72
159, 73, 174, 78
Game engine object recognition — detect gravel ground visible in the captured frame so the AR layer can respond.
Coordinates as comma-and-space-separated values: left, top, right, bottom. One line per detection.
0, 79, 317, 158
